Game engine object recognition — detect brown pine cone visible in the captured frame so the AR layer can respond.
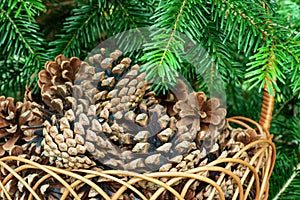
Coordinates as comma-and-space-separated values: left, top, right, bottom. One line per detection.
37, 54, 82, 113
0, 96, 43, 157
174, 91, 227, 133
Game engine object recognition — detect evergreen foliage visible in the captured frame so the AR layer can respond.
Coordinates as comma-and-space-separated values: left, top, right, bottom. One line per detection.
0, 0, 48, 97
0, 0, 299, 198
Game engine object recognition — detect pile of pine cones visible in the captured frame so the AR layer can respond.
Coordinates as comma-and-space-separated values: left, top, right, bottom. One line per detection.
0, 49, 264, 199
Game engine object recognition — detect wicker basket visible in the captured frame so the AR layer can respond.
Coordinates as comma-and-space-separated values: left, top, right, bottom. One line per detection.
0, 88, 276, 200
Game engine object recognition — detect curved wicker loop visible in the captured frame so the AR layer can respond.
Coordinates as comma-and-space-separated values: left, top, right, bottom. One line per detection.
102, 170, 185, 200
67, 171, 148, 200
0, 144, 273, 200
206, 158, 261, 200
0, 156, 111, 200
1, 164, 35, 187
0, 142, 274, 200
228, 116, 264, 135
30, 173, 52, 200
228, 116, 277, 185
149, 171, 227, 200
103, 171, 225, 200
180, 167, 245, 200
233, 144, 268, 199
210, 117, 276, 200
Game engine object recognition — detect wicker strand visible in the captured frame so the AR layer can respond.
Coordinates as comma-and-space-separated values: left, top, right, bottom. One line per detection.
259, 86, 276, 132
0, 178, 11, 200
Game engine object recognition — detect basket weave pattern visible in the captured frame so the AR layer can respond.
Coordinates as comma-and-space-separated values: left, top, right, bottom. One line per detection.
0, 118, 275, 200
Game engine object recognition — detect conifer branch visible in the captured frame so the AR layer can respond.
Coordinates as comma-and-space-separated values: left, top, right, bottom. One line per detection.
48, 0, 111, 57
62, 11, 99, 54
1, 9, 35, 56
110, 0, 155, 58
159, 0, 186, 66
114, 0, 154, 30
219, 0, 269, 37
273, 91, 300, 118
273, 164, 300, 200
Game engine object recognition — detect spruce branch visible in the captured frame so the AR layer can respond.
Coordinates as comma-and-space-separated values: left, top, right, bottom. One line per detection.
140, 0, 189, 93
217, 0, 267, 35
0, 1, 46, 60
271, 155, 300, 199
158, 0, 186, 67
48, 0, 111, 58
212, 0, 267, 54
273, 91, 300, 118
110, 0, 156, 59
0, 0, 47, 98
1, 9, 35, 56
113, 0, 154, 31
44, 0, 77, 7
244, 0, 300, 96
0, 0, 44, 21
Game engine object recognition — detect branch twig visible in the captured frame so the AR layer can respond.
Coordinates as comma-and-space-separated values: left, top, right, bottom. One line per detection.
159, 0, 187, 66
272, 163, 300, 200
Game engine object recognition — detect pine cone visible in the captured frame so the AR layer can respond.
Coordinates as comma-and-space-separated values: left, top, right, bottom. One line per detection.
0, 48, 269, 199
188, 127, 263, 200
38, 54, 82, 113
174, 90, 227, 133
0, 96, 43, 157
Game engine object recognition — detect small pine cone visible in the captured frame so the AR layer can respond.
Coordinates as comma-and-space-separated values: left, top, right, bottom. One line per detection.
174, 91, 227, 133
173, 90, 228, 157
23, 72, 43, 103
225, 138, 245, 157
231, 128, 262, 145
173, 91, 206, 134
24, 84, 35, 102
217, 125, 231, 151
0, 96, 43, 157
201, 97, 227, 129
38, 55, 82, 113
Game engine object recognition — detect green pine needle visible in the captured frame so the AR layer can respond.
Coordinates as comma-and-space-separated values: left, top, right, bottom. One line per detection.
0, 0, 47, 99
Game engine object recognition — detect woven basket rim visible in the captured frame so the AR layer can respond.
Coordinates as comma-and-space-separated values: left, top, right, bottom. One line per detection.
0, 116, 276, 200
